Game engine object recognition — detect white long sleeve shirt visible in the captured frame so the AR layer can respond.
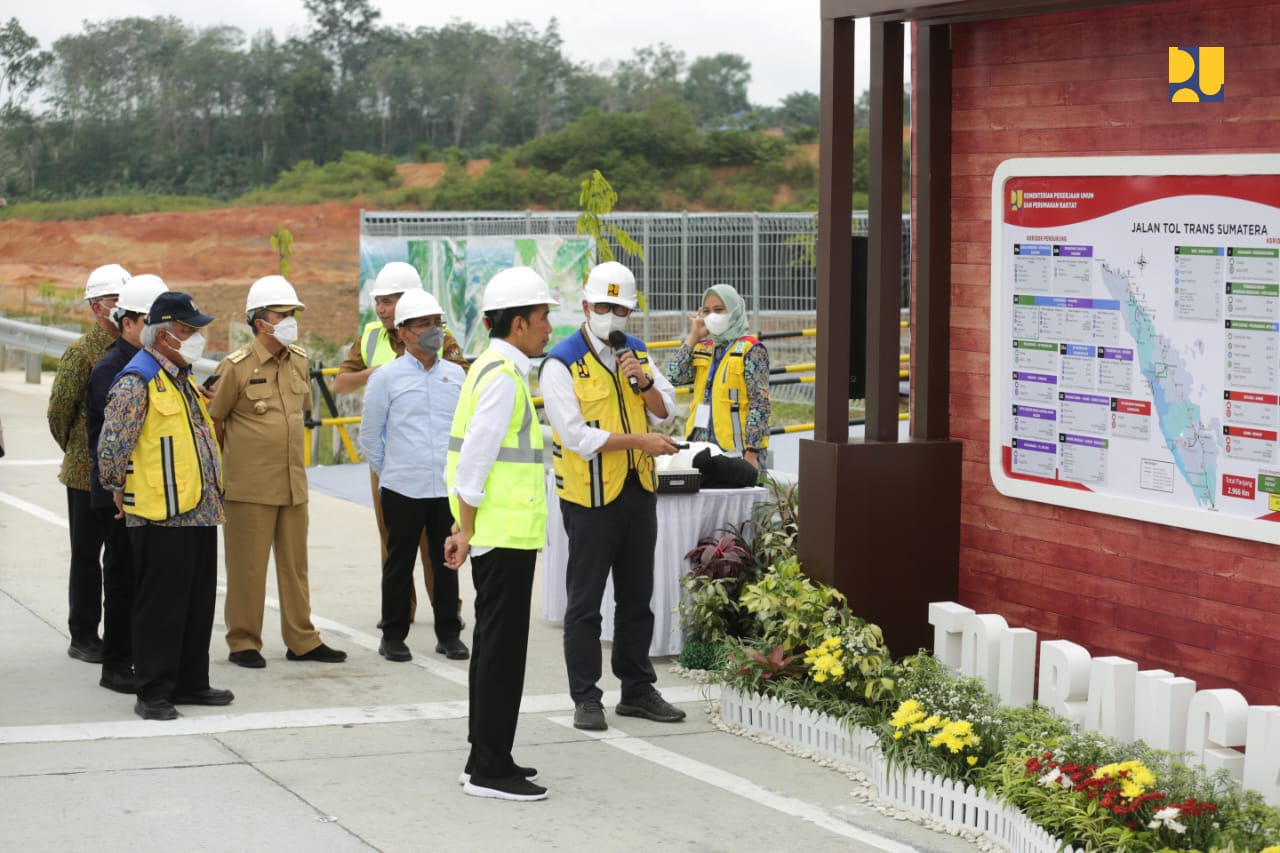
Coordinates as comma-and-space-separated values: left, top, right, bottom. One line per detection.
539, 326, 676, 460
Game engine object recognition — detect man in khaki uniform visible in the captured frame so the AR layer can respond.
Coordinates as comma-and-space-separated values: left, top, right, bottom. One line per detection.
335, 261, 467, 623
210, 275, 346, 668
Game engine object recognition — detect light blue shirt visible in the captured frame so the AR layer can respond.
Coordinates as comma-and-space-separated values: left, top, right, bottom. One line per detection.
360, 353, 465, 499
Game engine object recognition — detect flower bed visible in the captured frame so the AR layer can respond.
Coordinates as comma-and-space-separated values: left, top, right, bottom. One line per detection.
680, 479, 1280, 851
719, 686, 1080, 853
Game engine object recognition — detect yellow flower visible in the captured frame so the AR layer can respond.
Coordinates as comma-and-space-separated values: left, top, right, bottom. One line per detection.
929, 719, 980, 753
1093, 760, 1156, 798
893, 731, 903, 740
911, 714, 942, 733
813, 672, 827, 683
823, 636, 842, 650
829, 664, 845, 678
966, 756, 978, 766
889, 700, 925, 730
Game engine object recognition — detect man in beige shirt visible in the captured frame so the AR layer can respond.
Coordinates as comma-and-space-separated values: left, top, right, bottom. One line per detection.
210, 275, 345, 668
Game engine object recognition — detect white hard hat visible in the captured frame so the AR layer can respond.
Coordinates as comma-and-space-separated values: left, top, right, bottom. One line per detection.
394, 289, 444, 326
583, 261, 637, 309
370, 261, 422, 297
245, 275, 305, 313
85, 264, 131, 301
113, 274, 169, 316
482, 267, 559, 312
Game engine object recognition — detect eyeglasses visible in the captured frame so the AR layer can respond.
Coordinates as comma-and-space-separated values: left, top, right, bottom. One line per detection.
403, 317, 443, 331
697, 307, 727, 317
590, 303, 632, 318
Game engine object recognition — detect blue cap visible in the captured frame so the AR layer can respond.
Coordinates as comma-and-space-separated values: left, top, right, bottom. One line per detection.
147, 292, 214, 328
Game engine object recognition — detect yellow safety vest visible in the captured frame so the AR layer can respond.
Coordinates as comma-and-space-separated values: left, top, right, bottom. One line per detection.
360, 320, 398, 368
685, 337, 768, 453
123, 363, 221, 521
545, 329, 656, 508
446, 348, 546, 550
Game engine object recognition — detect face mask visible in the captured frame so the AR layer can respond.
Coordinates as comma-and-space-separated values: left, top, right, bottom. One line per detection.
416, 326, 444, 353
587, 311, 627, 341
704, 311, 732, 338
171, 331, 206, 364
270, 317, 299, 346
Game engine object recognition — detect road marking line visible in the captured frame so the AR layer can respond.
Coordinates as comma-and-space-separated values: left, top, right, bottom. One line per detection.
0, 686, 714, 745
0, 490, 68, 528
547, 715, 916, 852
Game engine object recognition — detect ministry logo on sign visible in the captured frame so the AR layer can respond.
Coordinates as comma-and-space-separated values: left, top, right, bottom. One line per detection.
1169, 46, 1224, 102
1009, 189, 1024, 212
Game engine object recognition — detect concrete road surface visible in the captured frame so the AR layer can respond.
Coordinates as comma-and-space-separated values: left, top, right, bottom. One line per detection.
0, 367, 977, 853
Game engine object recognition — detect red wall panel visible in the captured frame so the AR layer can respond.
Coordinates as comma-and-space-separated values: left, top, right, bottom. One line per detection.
945, 0, 1280, 705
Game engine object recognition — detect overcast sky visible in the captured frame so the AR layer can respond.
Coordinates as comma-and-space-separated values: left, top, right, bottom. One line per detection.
15, 1, 902, 106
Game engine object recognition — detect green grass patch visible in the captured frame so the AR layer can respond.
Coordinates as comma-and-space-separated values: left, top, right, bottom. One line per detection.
0, 195, 226, 222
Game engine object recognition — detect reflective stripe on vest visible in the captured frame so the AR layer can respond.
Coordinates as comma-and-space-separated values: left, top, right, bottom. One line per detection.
117, 351, 216, 521
545, 329, 655, 509
684, 337, 767, 452
445, 348, 546, 550
361, 320, 397, 368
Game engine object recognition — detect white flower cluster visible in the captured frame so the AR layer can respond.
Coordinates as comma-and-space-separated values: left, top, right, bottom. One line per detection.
1148, 806, 1187, 834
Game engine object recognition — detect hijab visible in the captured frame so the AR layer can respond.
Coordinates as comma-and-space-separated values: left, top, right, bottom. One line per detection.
704, 283, 749, 345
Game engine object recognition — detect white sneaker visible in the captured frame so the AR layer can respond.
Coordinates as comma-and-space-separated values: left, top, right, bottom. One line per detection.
462, 775, 548, 801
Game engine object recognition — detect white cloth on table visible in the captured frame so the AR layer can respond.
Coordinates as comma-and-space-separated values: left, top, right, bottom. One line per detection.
542, 468, 767, 656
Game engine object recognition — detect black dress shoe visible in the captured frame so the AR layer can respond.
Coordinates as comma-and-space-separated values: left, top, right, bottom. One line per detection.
99, 667, 137, 695
379, 638, 412, 662
135, 697, 179, 720
229, 649, 266, 668
435, 637, 470, 660
68, 637, 105, 664
172, 687, 235, 706
286, 643, 347, 663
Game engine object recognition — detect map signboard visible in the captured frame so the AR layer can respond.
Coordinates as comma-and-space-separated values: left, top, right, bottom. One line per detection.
990, 155, 1280, 543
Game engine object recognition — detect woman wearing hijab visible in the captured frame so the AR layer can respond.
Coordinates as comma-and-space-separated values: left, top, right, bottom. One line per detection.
665, 283, 771, 470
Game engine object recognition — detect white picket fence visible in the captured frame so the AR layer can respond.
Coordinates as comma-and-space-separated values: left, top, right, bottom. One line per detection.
718, 688, 1082, 853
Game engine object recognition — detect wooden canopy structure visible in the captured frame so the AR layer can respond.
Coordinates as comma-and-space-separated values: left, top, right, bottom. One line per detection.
803, 0, 1153, 653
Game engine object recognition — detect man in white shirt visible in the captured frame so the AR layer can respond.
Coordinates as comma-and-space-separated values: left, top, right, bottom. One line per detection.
539, 261, 685, 732
361, 290, 467, 663
445, 267, 557, 802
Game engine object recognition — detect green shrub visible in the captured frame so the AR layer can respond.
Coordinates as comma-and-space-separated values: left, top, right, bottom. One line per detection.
239, 151, 401, 204
678, 639, 727, 672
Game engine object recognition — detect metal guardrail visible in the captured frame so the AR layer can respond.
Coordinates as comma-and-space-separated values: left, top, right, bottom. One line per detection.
0, 315, 221, 381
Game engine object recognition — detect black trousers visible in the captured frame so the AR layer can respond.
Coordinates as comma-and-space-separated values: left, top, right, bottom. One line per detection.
380, 489, 460, 644
97, 509, 135, 671
65, 487, 109, 642
561, 477, 658, 705
467, 547, 535, 780
129, 524, 217, 702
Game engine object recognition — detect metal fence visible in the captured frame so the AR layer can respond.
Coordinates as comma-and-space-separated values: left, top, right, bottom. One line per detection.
360, 210, 911, 346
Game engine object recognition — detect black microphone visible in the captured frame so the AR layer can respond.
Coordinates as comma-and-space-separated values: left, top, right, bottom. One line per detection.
608, 330, 642, 394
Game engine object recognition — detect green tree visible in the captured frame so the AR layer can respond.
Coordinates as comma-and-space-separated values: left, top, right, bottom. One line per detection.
0, 18, 51, 194
776, 91, 819, 131
303, 0, 381, 82
684, 53, 751, 127
0, 18, 50, 108
607, 43, 686, 112
271, 226, 294, 277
